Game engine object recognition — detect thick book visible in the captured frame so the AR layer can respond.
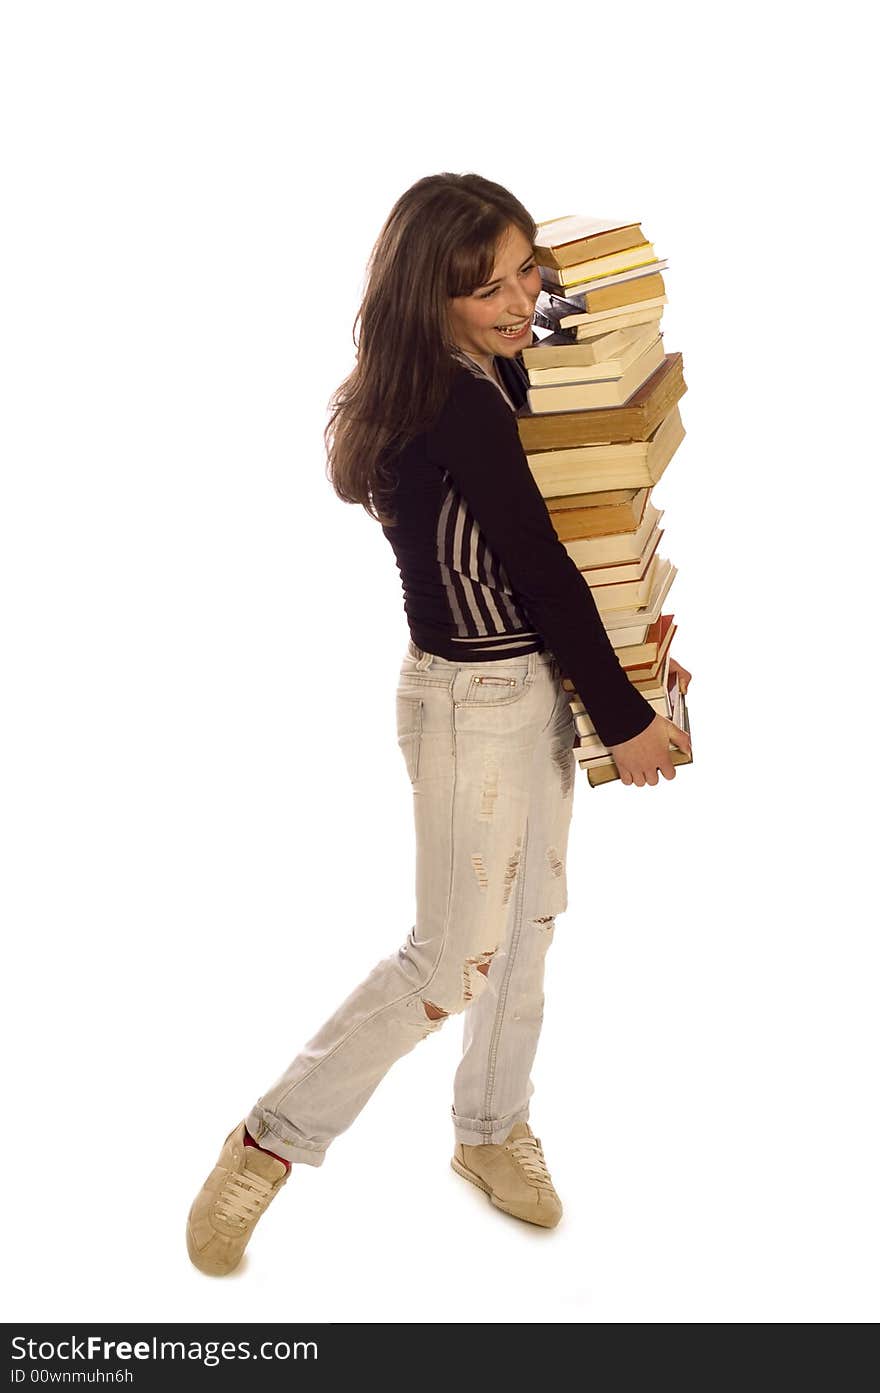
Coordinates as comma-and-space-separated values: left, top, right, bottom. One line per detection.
526, 335, 665, 413
550, 485, 650, 540
585, 523, 662, 588
600, 559, 676, 632
540, 243, 657, 289
516, 353, 686, 451
543, 260, 668, 303
565, 270, 665, 316
527, 405, 685, 498
533, 215, 646, 269
554, 492, 660, 568
575, 301, 666, 340
546, 485, 643, 509
589, 551, 662, 615
534, 289, 666, 335
525, 324, 658, 385
627, 651, 673, 702
577, 523, 662, 586
623, 628, 678, 683
610, 619, 651, 647
626, 652, 675, 685
522, 323, 654, 371
615, 615, 676, 668
541, 261, 668, 304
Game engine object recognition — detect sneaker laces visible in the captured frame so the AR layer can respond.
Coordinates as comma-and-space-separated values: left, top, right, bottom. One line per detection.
507, 1134, 556, 1192
214, 1168, 277, 1229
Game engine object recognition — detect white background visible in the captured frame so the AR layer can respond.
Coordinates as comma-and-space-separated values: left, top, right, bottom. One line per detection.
2, 0, 877, 1324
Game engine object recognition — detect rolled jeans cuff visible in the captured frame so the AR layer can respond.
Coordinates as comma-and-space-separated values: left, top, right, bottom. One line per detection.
245, 1107, 327, 1169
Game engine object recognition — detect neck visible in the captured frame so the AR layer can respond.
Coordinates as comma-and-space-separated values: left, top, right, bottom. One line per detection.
458, 348, 495, 376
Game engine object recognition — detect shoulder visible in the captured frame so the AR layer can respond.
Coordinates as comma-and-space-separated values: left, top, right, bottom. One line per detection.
423, 367, 522, 472
433, 364, 518, 439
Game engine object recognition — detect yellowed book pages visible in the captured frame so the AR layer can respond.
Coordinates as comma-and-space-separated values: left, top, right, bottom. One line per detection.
561, 500, 662, 568
562, 273, 666, 322
601, 560, 676, 633
570, 297, 667, 336
527, 337, 664, 414
546, 486, 642, 509
523, 322, 653, 370
580, 524, 662, 586
541, 243, 656, 288
526, 326, 659, 386
534, 215, 644, 268
631, 651, 673, 700
590, 552, 660, 614
610, 622, 651, 648
528, 406, 685, 498
552, 487, 650, 543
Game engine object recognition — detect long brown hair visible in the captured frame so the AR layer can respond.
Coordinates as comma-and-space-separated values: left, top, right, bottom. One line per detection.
324, 173, 537, 527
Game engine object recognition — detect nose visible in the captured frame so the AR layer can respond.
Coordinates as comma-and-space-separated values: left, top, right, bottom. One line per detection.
506, 292, 535, 319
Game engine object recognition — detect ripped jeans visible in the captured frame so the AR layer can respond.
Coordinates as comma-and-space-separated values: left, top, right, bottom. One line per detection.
245, 638, 576, 1165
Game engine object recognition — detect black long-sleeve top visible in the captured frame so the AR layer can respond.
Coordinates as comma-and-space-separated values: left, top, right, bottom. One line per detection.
380, 347, 656, 748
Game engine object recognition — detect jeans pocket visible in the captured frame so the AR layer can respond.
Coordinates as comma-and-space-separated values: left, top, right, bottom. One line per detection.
460, 666, 531, 707
396, 694, 423, 783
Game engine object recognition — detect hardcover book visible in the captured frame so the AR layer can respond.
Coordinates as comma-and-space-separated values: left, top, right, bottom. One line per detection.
526, 336, 665, 413
533, 215, 646, 269
515, 354, 687, 451
527, 405, 685, 497
540, 242, 657, 289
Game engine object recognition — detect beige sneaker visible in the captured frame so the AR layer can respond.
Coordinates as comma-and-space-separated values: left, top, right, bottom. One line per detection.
186, 1121, 290, 1275
451, 1120, 562, 1228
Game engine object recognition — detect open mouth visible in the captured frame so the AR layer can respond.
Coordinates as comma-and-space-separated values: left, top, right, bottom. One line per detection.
495, 319, 531, 340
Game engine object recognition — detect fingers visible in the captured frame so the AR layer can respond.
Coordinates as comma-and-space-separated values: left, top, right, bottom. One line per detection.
669, 658, 692, 693
615, 718, 690, 785
617, 761, 675, 786
667, 721, 692, 756
618, 767, 663, 787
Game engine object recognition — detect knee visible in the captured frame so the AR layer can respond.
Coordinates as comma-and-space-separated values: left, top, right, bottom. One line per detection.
421, 947, 497, 1021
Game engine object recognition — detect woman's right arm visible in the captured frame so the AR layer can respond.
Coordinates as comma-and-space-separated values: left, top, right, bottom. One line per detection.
426, 370, 691, 779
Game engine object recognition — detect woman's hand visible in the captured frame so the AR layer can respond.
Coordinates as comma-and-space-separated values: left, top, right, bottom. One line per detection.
668, 656, 692, 694
608, 713, 692, 787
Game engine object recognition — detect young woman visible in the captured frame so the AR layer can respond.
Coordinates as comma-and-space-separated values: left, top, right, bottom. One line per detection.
186, 173, 692, 1276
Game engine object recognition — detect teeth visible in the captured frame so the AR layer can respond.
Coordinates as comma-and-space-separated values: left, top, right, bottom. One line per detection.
497, 321, 528, 334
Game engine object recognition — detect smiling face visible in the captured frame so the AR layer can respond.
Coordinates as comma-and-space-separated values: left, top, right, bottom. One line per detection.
447, 222, 541, 372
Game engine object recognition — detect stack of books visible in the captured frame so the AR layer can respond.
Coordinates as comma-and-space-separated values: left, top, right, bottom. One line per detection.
518, 214, 692, 786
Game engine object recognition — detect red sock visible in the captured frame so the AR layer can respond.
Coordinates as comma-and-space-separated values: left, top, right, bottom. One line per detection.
244, 1128, 291, 1172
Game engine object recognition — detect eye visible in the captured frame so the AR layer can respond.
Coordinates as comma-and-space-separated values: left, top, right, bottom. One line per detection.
477, 262, 537, 299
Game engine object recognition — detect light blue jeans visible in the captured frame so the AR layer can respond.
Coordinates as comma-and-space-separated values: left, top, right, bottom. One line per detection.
246, 639, 576, 1165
